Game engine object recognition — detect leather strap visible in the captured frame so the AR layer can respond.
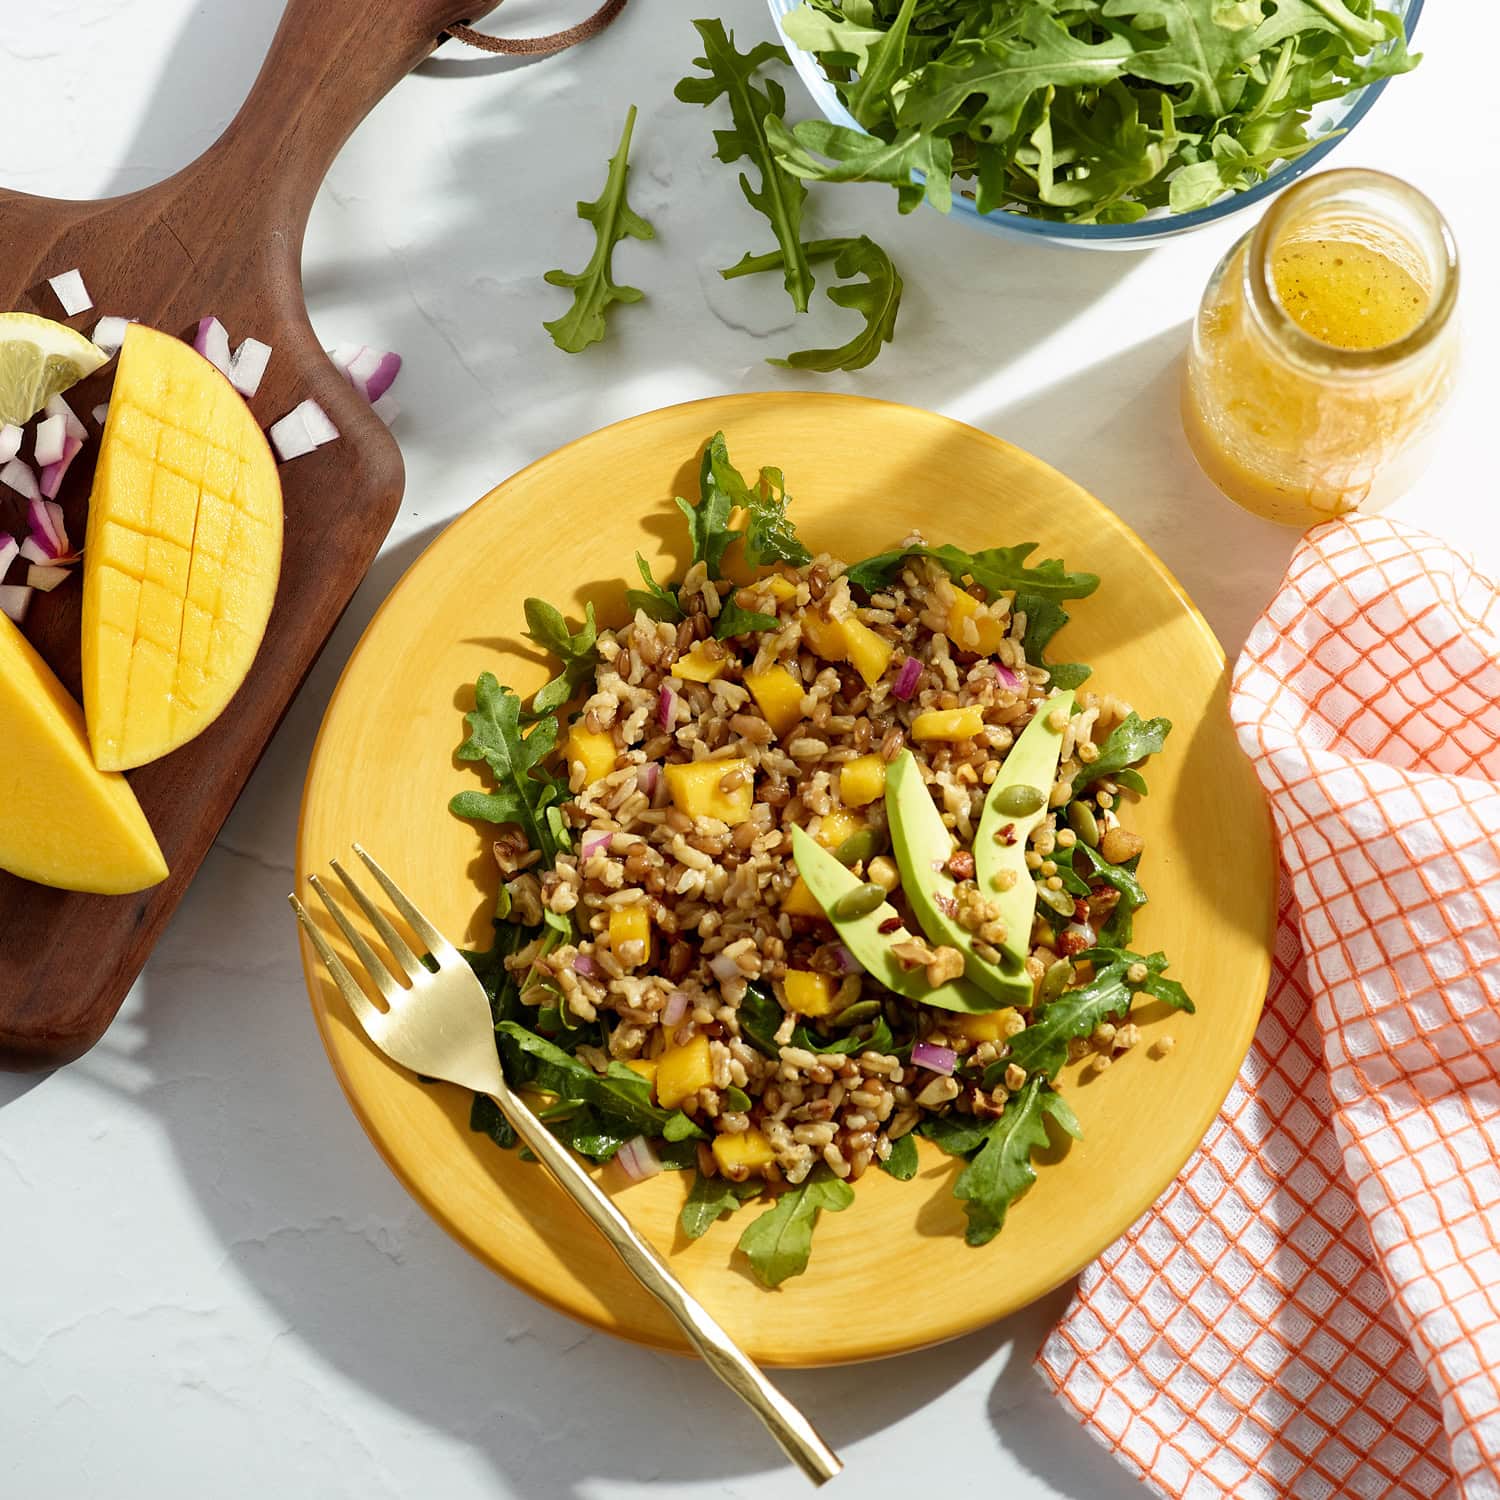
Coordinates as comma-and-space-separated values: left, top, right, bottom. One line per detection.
444, 0, 628, 57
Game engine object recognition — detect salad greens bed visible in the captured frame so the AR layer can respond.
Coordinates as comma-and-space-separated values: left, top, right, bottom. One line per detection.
449, 434, 1191, 1286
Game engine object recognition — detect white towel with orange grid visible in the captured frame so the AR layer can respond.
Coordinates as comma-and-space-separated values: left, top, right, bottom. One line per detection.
1037, 515, 1500, 1500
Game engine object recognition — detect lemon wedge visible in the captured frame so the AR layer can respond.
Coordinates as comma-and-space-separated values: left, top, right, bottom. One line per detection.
0, 311, 108, 427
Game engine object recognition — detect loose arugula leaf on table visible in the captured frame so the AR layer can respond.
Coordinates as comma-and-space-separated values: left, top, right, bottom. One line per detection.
742, 467, 810, 567
625, 553, 684, 622
953, 1078, 1082, 1246
523, 598, 599, 716
543, 105, 655, 353
1015, 592, 1090, 690
1073, 712, 1172, 792
676, 20, 815, 314
737, 1167, 855, 1287
681, 1172, 765, 1240
449, 673, 570, 863
715, 595, 780, 641
722, 236, 903, 373
845, 541, 1098, 604
878, 1132, 920, 1180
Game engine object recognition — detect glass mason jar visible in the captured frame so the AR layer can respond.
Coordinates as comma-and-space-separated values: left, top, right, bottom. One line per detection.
1182, 169, 1459, 527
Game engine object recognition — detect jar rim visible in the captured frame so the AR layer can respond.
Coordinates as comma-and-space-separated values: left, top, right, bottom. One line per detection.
1242, 168, 1459, 376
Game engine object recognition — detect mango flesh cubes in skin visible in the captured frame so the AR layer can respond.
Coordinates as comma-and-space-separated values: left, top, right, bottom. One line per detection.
82, 324, 283, 771
0, 613, 167, 893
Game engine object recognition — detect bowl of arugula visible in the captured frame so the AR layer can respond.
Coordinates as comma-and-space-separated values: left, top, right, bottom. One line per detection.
767, 0, 1422, 246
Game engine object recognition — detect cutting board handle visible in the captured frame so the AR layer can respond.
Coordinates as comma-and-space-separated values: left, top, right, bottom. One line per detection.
166, 0, 502, 264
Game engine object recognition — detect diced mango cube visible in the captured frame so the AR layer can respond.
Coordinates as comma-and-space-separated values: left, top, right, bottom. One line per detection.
784, 970, 838, 1017
839, 754, 887, 808
951, 1008, 1023, 1044
744, 666, 804, 737
712, 1128, 776, 1176
946, 589, 1006, 655
565, 726, 616, 787
609, 906, 651, 967
815, 807, 863, 850
763, 575, 798, 602
657, 1033, 713, 1109
911, 706, 985, 742
842, 617, 893, 687
664, 758, 753, 825
781, 875, 826, 918
801, 612, 848, 663
671, 643, 729, 683
624, 1059, 658, 1096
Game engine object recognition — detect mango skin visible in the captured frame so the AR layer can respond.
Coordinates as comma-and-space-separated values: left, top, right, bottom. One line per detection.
82, 323, 283, 771
0, 613, 167, 894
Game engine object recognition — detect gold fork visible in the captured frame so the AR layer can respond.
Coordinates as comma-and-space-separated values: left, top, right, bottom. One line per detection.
291, 844, 841, 1487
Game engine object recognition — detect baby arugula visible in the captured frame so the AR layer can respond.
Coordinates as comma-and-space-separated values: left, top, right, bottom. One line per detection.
544, 104, 655, 353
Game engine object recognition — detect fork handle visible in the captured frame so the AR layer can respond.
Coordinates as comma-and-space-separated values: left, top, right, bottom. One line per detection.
489, 1082, 842, 1486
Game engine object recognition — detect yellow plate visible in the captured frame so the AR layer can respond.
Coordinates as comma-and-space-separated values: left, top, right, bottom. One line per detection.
295, 393, 1274, 1367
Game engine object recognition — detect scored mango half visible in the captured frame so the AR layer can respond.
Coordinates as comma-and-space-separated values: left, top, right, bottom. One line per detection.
82, 324, 283, 771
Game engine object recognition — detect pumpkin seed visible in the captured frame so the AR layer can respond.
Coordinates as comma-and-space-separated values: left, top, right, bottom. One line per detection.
993, 782, 1045, 817
1067, 800, 1100, 846
834, 827, 884, 868
832, 881, 887, 920
831, 998, 881, 1027
1041, 958, 1075, 1000
1036, 883, 1076, 919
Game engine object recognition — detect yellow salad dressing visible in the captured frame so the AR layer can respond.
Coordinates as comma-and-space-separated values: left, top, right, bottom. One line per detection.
1271, 238, 1429, 350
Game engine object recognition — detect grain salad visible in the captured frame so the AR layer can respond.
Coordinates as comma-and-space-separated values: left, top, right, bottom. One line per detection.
450, 433, 1193, 1286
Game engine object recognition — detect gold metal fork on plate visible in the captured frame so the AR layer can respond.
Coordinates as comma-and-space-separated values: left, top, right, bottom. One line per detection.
291, 844, 841, 1487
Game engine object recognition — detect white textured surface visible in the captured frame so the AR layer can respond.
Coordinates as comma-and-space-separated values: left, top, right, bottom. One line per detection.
1, 3, 1494, 1497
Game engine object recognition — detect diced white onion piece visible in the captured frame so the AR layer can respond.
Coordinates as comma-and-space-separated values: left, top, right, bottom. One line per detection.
327, 343, 363, 374
29, 498, 69, 558
33, 414, 67, 467
0, 533, 17, 577
1, 458, 39, 501
27, 564, 70, 593
194, 316, 233, 376
0, 424, 21, 463
92, 315, 129, 354
19, 536, 51, 565
371, 391, 400, 426
0, 584, 31, 623
228, 337, 271, 397
43, 394, 87, 441
269, 399, 339, 462
92, 403, 110, 426
40, 436, 84, 500
47, 268, 92, 316
615, 1136, 663, 1184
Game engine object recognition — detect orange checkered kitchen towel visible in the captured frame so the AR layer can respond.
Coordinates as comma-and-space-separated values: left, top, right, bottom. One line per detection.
1037, 515, 1500, 1500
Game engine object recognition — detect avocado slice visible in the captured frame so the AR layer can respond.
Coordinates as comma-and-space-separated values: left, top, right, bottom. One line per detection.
884, 752, 1031, 1006
789, 826, 994, 1014
974, 689, 1075, 964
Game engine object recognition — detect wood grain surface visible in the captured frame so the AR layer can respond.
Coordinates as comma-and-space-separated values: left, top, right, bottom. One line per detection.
0, 0, 499, 1069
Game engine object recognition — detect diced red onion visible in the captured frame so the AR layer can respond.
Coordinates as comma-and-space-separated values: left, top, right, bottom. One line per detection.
996, 663, 1022, 690
572, 952, 599, 978
833, 944, 860, 975
0, 584, 31, 623
709, 953, 742, 983
370, 391, 400, 426
663, 990, 691, 1025
892, 656, 922, 700
1, 459, 39, 501
1063, 920, 1097, 948
637, 762, 659, 797
658, 683, 677, 729
40, 436, 83, 500
28, 499, 69, 559
33, 415, 66, 467
92, 316, 129, 354
580, 831, 612, 859
47, 268, 91, 316
331, 343, 402, 403
911, 1040, 957, 1075
43, 395, 87, 441
615, 1135, 663, 1183
27, 564, 69, 593
228, 337, 271, 397
91, 404, 110, 426
269, 399, 339, 462
0, 533, 17, 577
0, 425, 20, 463
194, 316, 233, 376
19, 536, 52, 565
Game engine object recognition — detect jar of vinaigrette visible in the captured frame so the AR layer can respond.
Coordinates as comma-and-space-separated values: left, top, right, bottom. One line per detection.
1182, 169, 1458, 526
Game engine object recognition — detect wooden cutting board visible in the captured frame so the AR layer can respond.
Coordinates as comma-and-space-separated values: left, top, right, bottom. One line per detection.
0, 0, 499, 1069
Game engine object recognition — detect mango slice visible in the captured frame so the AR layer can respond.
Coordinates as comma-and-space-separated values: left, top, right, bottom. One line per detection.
82, 324, 283, 771
0, 613, 167, 893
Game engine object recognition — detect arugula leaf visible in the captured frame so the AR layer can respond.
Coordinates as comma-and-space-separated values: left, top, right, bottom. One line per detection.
878, 1132, 919, 1180
1015, 592, 1090, 690
497, 1022, 677, 1136
742, 467, 810, 567
724, 1086, 752, 1113
1140, 971, 1196, 1014
768, 115, 951, 214
953, 1077, 1082, 1246
625, 553, 683, 623
677, 432, 751, 578
845, 541, 1098, 604
737, 1167, 855, 1287
680, 1171, 764, 1240
544, 105, 655, 353
662, 1111, 707, 1143
555, 1107, 632, 1163
724, 235, 903, 373
1075, 842, 1148, 948
715, 595, 780, 641
1007, 962, 1134, 1080
1074, 712, 1172, 791
469, 1092, 516, 1150
789, 1014, 896, 1058
1114, 768, 1151, 798
676, 20, 815, 313
449, 673, 569, 863
523, 598, 599, 716
737, 984, 785, 1058
916, 1113, 995, 1158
